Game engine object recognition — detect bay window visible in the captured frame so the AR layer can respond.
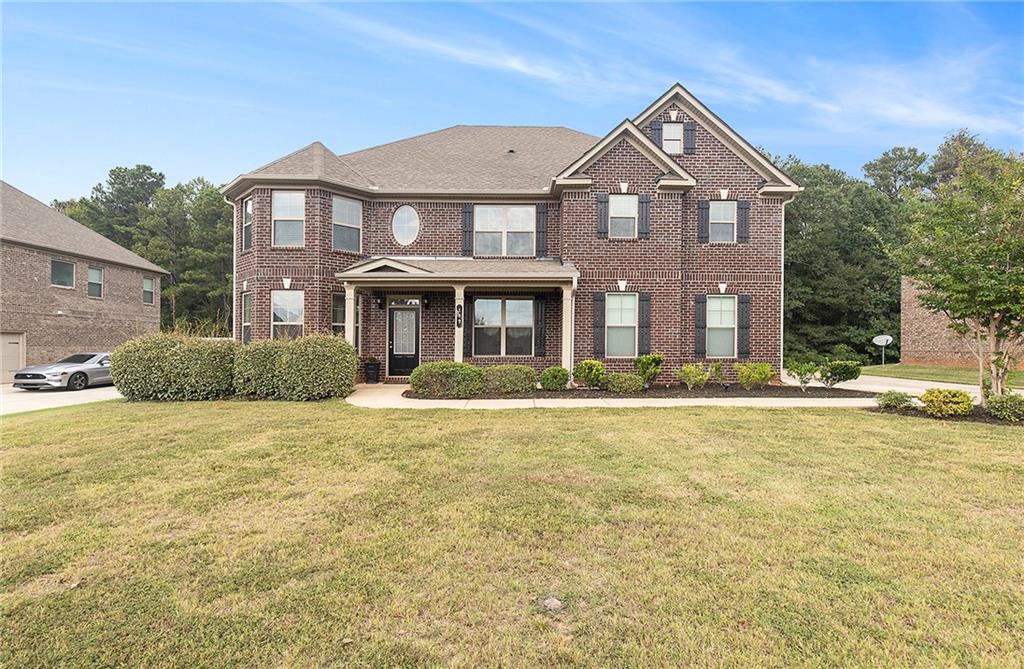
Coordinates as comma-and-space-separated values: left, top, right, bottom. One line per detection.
331, 293, 360, 349
333, 196, 361, 252
240, 292, 252, 344
473, 298, 533, 356
242, 197, 253, 250
272, 191, 304, 247
271, 290, 304, 339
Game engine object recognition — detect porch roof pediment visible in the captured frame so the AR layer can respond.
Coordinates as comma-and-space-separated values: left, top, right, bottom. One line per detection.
337, 257, 578, 284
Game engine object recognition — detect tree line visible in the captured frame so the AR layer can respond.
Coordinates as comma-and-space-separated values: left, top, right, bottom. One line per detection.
54, 129, 1013, 365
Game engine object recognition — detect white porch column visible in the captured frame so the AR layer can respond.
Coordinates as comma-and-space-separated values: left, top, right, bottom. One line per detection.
561, 285, 574, 376
453, 284, 466, 362
343, 282, 357, 347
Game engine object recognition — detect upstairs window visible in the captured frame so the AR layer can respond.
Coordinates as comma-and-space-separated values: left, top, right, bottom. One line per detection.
242, 197, 253, 250
474, 205, 535, 256
272, 191, 304, 247
392, 205, 420, 246
606, 293, 638, 357
473, 298, 534, 356
87, 267, 103, 298
50, 259, 75, 288
333, 196, 362, 252
706, 295, 737, 357
142, 277, 155, 304
608, 195, 638, 239
662, 122, 684, 154
240, 292, 252, 344
271, 290, 304, 339
710, 201, 737, 242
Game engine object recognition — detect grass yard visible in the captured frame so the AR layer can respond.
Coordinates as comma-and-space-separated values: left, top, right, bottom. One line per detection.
2, 401, 1022, 668
862, 362, 1023, 387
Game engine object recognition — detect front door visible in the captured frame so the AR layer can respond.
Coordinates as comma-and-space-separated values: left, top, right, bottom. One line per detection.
388, 307, 420, 376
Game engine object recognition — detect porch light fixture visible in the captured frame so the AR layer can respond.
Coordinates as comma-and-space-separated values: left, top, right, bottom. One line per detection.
718, 283, 728, 294
719, 189, 729, 200
617, 280, 627, 291
374, 294, 385, 309
422, 296, 431, 310
282, 277, 291, 289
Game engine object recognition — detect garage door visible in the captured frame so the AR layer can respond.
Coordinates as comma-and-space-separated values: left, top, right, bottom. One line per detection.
1, 333, 25, 384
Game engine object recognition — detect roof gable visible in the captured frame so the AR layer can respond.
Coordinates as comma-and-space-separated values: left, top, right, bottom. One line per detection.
633, 83, 800, 193
553, 120, 696, 191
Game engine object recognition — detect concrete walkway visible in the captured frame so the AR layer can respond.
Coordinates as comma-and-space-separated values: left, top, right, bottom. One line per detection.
1, 384, 122, 417
346, 383, 878, 410
782, 373, 982, 399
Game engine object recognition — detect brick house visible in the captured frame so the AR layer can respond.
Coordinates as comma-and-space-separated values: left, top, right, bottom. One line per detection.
222, 84, 801, 382
0, 181, 165, 382
900, 278, 975, 365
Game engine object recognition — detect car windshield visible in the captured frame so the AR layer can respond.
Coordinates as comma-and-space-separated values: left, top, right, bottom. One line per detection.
57, 354, 95, 364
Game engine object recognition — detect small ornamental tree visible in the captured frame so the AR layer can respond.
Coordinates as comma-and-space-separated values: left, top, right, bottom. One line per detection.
890, 149, 1024, 404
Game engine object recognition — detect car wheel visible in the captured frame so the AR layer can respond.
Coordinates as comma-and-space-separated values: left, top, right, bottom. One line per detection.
68, 373, 89, 391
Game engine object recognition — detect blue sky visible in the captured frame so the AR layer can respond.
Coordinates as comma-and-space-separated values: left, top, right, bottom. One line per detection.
3, 2, 1022, 202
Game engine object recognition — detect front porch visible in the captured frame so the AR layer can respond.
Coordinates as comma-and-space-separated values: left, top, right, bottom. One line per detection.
336, 257, 579, 380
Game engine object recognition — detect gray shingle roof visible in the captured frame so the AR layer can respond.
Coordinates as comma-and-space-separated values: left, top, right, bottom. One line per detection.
0, 181, 166, 274
229, 126, 599, 197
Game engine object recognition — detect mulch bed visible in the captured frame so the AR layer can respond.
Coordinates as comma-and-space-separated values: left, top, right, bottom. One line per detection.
403, 384, 877, 400
868, 406, 1022, 427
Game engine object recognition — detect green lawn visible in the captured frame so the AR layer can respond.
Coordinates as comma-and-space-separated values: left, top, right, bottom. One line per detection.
862, 363, 1023, 387
2, 401, 1022, 667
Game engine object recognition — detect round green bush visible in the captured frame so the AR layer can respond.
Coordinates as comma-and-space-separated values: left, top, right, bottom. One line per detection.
482, 364, 537, 394
573, 359, 606, 388
111, 332, 186, 401
409, 361, 484, 398
733, 362, 774, 390
606, 372, 644, 394
276, 335, 358, 401
987, 392, 1024, 423
817, 360, 862, 388
234, 339, 289, 400
540, 366, 569, 391
168, 338, 238, 400
876, 390, 914, 410
920, 388, 974, 418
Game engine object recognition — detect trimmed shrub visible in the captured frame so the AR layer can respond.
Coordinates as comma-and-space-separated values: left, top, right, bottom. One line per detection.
987, 392, 1024, 423
677, 363, 710, 390
410, 361, 484, 398
234, 339, 288, 399
573, 359, 606, 388
540, 366, 570, 391
606, 372, 644, 394
734, 362, 773, 390
168, 338, 238, 400
817, 360, 861, 388
920, 388, 974, 418
876, 390, 914, 410
111, 332, 186, 401
784, 360, 818, 392
276, 335, 358, 401
634, 352, 665, 388
482, 364, 537, 394
708, 361, 726, 387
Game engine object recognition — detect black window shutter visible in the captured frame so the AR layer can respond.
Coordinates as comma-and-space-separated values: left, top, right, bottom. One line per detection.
650, 120, 663, 147
697, 200, 710, 243
462, 203, 473, 256
638, 292, 652, 354
738, 294, 751, 359
536, 203, 548, 257
737, 200, 751, 243
695, 295, 707, 357
596, 193, 609, 238
464, 298, 474, 356
638, 194, 651, 239
534, 297, 546, 357
683, 121, 697, 154
593, 292, 605, 358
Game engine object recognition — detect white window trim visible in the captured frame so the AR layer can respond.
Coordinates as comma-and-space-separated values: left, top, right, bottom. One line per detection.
705, 294, 738, 359
50, 258, 75, 289
270, 289, 304, 340
331, 292, 360, 351
242, 197, 253, 251
608, 194, 639, 240
271, 190, 305, 248
240, 292, 252, 343
332, 196, 362, 253
472, 205, 537, 257
662, 122, 684, 155
605, 292, 639, 359
142, 276, 155, 305
472, 297, 535, 357
709, 200, 737, 244
87, 266, 104, 299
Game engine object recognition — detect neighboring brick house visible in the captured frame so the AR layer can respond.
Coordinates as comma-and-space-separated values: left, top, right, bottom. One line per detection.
0, 181, 166, 382
222, 84, 801, 382
900, 278, 975, 365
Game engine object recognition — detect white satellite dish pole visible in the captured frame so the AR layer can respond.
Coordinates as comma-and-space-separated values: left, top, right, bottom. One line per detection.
872, 334, 893, 365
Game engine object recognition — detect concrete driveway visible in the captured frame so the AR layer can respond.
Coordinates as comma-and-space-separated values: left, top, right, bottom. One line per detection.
1, 384, 122, 417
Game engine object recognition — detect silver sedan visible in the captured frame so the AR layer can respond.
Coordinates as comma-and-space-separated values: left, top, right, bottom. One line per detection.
13, 353, 113, 391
